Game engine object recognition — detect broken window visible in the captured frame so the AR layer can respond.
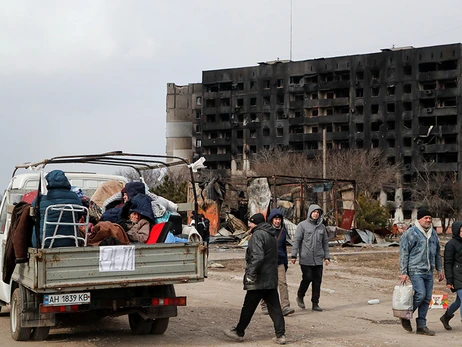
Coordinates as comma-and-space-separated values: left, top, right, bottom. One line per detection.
419, 62, 437, 73
237, 98, 244, 107
403, 84, 412, 94
263, 112, 271, 121
237, 114, 244, 122
387, 86, 395, 95
371, 104, 379, 114
195, 139, 201, 147
371, 139, 379, 148
196, 111, 201, 119
237, 130, 243, 139
277, 127, 283, 137
205, 84, 219, 92
437, 98, 456, 107
356, 71, 364, 80
195, 125, 201, 133
387, 121, 395, 130
294, 111, 302, 118
290, 143, 303, 151
403, 138, 412, 147
356, 88, 364, 97
403, 102, 412, 111
264, 80, 270, 89
250, 81, 256, 90
356, 105, 364, 115
311, 93, 318, 99
196, 97, 202, 106
403, 120, 412, 129
276, 95, 284, 105
289, 125, 304, 134
290, 75, 303, 84
371, 87, 380, 97
250, 129, 257, 138
335, 88, 349, 98
277, 79, 284, 88
403, 65, 412, 75
263, 96, 271, 105
263, 128, 270, 136
420, 99, 436, 108
220, 113, 230, 121
250, 97, 257, 106
220, 82, 232, 91
205, 99, 216, 107
387, 103, 395, 113
277, 111, 285, 119
439, 78, 458, 89
371, 69, 380, 79
206, 114, 216, 122
235, 82, 244, 91
221, 98, 230, 107
295, 94, 304, 101
437, 115, 457, 125
355, 139, 364, 148
440, 60, 458, 70
326, 92, 334, 99
421, 81, 436, 90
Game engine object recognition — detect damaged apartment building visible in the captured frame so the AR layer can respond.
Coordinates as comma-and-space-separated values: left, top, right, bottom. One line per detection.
166, 43, 462, 220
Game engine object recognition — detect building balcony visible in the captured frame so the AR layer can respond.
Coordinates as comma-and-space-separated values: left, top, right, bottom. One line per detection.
420, 107, 458, 116
303, 83, 319, 92
288, 133, 305, 142
201, 138, 232, 146
318, 80, 350, 90
418, 90, 436, 99
289, 100, 304, 109
436, 88, 458, 98
423, 143, 458, 153
417, 70, 458, 81
288, 117, 305, 125
288, 84, 304, 93
203, 153, 232, 162
202, 121, 231, 131
328, 132, 350, 141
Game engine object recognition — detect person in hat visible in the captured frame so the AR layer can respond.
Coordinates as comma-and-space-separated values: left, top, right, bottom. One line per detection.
261, 209, 295, 316
291, 204, 330, 312
223, 213, 286, 344
399, 208, 444, 336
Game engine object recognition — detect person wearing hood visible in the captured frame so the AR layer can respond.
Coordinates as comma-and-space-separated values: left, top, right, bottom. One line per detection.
261, 209, 295, 316
32, 170, 83, 248
124, 194, 154, 243
223, 213, 286, 345
291, 204, 330, 312
440, 221, 462, 330
399, 208, 444, 336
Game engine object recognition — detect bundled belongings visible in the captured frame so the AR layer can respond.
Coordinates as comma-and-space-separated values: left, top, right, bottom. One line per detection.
392, 283, 413, 319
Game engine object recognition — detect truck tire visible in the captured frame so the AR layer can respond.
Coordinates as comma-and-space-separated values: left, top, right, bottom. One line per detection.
10, 288, 32, 341
30, 327, 50, 341
150, 317, 169, 334
128, 312, 153, 335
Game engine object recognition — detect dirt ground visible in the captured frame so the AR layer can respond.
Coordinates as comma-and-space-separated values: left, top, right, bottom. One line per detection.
1, 241, 461, 346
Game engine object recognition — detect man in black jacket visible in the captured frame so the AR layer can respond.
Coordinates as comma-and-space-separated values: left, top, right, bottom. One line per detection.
223, 213, 286, 344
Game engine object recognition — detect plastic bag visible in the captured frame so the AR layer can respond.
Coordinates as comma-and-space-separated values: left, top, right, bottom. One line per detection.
392, 283, 413, 319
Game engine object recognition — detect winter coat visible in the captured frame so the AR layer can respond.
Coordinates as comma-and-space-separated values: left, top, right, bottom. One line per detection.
32, 170, 83, 248
267, 208, 288, 268
291, 204, 330, 266
126, 219, 151, 243
399, 221, 442, 275
444, 221, 462, 291
243, 222, 278, 291
88, 221, 130, 246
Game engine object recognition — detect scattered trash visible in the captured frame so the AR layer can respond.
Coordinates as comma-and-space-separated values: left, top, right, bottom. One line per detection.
208, 261, 225, 268
368, 299, 380, 305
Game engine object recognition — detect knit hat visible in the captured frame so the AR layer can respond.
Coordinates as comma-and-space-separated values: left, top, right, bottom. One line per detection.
417, 208, 432, 220
249, 213, 265, 225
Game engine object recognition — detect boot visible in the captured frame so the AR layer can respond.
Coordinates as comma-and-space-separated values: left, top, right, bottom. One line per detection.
440, 311, 454, 330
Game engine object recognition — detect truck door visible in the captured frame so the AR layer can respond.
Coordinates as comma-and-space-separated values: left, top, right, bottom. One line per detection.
0, 193, 11, 304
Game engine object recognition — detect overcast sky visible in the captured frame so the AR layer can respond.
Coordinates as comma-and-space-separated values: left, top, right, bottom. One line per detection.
1, 0, 461, 188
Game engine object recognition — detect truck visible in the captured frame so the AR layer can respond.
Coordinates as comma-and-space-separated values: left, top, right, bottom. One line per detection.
0, 152, 207, 341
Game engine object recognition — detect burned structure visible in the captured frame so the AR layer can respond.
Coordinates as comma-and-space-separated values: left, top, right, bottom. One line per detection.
166, 43, 462, 221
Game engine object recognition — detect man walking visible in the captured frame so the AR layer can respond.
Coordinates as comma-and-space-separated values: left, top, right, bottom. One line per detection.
399, 208, 444, 336
261, 209, 295, 316
224, 213, 286, 344
291, 204, 330, 312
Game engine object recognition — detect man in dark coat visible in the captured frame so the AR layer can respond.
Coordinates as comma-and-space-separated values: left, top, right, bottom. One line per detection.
440, 221, 462, 330
32, 170, 82, 248
223, 213, 286, 345
261, 208, 295, 316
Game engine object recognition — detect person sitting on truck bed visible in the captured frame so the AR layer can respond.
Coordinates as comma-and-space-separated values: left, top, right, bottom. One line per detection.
101, 182, 146, 223
31, 170, 83, 248
123, 194, 155, 243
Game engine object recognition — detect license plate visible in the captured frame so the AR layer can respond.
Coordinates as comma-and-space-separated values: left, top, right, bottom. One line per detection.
43, 292, 91, 306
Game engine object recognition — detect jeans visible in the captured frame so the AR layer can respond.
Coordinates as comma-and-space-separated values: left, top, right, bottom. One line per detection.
298, 265, 323, 304
447, 288, 462, 319
409, 272, 433, 328
235, 289, 285, 338
261, 264, 291, 310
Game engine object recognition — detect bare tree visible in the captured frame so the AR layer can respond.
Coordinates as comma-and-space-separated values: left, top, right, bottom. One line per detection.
251, 147, 400, 197
410, 163, 462, 232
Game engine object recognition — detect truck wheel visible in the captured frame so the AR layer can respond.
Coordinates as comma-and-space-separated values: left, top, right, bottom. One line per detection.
128, 312, 153, 335
150, 317, 169, 334
30, 327, 50, 341
10, 288, 32, 341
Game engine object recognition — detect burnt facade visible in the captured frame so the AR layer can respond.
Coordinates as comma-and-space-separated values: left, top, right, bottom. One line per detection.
166, 43, 462, 218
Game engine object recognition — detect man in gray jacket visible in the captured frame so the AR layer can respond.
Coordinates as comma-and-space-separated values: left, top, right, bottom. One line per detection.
291, 204, 330, 312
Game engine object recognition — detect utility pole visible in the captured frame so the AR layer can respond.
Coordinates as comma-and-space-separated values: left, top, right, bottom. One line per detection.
322, 128, 327, 213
